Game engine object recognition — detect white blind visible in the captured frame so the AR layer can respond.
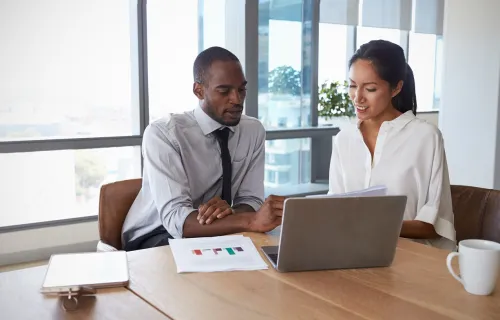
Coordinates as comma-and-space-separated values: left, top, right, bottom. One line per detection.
412, 0, 444, 35
361, 0, 412, 30
320, 0, 359, 26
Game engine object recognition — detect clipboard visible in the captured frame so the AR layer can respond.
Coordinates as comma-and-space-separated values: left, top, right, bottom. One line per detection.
40, 251, 129, 311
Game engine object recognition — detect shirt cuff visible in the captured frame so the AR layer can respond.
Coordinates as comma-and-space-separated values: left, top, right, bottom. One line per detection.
163, 206, 197, 239
232, 197, 263, 212
415, 204, 457, 243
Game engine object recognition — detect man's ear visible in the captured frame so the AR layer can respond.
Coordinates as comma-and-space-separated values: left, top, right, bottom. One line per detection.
193, 82, 204, 99
391, 80, 404, 98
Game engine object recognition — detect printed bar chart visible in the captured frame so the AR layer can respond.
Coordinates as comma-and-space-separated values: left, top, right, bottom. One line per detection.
192, 247, 244, 256
170, 235, 269, 272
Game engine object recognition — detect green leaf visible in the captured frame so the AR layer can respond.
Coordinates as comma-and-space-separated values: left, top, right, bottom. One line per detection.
317, 80, 355, 119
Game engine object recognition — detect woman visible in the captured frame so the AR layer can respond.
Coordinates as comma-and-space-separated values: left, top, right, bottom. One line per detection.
328, 40, 456, 250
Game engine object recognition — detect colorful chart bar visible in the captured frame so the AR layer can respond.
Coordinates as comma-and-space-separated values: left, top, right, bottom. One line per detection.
192, 247, 245, 256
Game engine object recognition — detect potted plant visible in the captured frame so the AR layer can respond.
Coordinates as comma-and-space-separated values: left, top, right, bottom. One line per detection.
318, 80, 355, 128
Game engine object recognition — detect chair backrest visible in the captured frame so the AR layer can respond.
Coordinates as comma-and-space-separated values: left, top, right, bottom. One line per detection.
451, 185, 500, 243
98, 178, 142, 250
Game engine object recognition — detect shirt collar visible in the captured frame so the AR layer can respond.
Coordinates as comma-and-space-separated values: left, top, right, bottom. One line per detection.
356, 110, 415, 130
194, 106, 236, 136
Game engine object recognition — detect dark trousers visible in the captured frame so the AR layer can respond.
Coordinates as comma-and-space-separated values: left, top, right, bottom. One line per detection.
124, 225, 173, 251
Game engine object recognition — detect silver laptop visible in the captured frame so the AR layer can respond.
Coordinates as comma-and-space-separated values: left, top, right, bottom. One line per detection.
261, 195, 407, 272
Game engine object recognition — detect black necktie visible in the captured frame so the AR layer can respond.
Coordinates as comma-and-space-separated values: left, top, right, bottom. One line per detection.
213, 128, 232, 205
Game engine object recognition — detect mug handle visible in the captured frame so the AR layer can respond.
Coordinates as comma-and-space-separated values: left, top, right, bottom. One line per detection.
446, 252, 462, 284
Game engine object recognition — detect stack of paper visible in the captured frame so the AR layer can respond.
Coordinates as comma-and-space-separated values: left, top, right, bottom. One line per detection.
306, 185, 388, 198
169, 235, 269, 273
41, 251, 129, 293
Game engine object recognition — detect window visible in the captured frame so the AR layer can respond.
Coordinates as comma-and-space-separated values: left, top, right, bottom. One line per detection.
318, 24, 349, 85
277, 117, 288, 128
356, 26, 403, 48
6, 0, 440, 233
1, 0, 255, 230
0, 0, 137, 141
265, 169, 276, 184
257, 0, 315, 187
147, 0, 234, 122
0, 0, 142, 228
147, 0, 201, 121
277, 172, 291, 184
258, 0, 311, 130
147, 0, 245, 122
264, 138, 311, 188
266, 153, 292, 165
318, 23, 350, 127
408, 33, 442, 111
0, 147, 141, 227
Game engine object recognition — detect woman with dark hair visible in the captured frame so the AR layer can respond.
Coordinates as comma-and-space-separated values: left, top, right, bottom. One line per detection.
328, 40, 456, 250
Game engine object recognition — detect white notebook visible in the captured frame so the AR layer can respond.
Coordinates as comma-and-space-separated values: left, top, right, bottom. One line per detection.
40, 251, 129, 294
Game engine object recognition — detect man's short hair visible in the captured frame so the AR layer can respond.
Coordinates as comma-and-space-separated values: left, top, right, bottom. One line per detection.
193, 46, 240, 84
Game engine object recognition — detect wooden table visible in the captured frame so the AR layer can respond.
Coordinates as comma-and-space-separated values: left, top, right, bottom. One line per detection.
0, 265, 169, 320
127, 231, 500, 320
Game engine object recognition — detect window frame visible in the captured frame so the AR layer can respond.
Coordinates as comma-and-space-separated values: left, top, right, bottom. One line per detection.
0, 0, 332, 234
0, 0, 148, 233
0, 0, 439, 234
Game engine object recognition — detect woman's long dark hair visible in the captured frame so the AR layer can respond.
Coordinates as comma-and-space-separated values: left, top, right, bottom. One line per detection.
349, 40, 417, 115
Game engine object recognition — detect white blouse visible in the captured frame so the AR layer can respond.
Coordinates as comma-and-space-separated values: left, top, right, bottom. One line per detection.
328, 111, 457, 251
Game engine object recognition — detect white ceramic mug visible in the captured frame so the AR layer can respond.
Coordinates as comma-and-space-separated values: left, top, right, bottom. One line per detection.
446, 239, 500, 295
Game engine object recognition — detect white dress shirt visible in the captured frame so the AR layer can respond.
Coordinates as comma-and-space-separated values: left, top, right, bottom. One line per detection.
328, 111, 457, 250
122, 107, 265, 245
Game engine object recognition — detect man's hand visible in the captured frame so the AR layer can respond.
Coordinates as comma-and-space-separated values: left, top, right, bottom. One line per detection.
197, 196, 233, 225
249, 195, 286, 233
183, 195, 287, 238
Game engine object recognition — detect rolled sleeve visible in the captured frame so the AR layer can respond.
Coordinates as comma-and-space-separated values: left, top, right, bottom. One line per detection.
415, 203, 456, 244
162, 206, 197, 239
414, 131, 456, 245
142, 124, 197, 239
233, 124, 265, 211
233, 197, 262, 212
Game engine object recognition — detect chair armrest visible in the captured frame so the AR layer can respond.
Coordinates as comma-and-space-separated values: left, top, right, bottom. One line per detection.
96, 240, 118, 252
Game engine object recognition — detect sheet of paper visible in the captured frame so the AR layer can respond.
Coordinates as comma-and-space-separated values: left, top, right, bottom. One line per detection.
306, 185, 388, 198
169, 235, 268, 273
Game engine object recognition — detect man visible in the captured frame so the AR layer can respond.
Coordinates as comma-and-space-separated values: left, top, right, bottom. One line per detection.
121, 46, 284, 251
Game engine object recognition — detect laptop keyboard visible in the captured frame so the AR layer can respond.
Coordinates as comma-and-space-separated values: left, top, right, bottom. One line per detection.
268, 253, 278, 264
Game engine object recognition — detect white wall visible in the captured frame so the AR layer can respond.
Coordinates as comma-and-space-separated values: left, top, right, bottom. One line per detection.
0, 222, 98, 265
439, 0, 500, 189
417, 112, 438, 127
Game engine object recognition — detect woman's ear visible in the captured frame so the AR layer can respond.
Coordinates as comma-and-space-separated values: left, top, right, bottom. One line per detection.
193, 82, 204, 99
391, 80, 404, 98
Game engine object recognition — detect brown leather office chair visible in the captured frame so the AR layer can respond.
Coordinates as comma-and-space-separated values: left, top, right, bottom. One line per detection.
451, 185, 500, 243
98, 178, 142, 250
